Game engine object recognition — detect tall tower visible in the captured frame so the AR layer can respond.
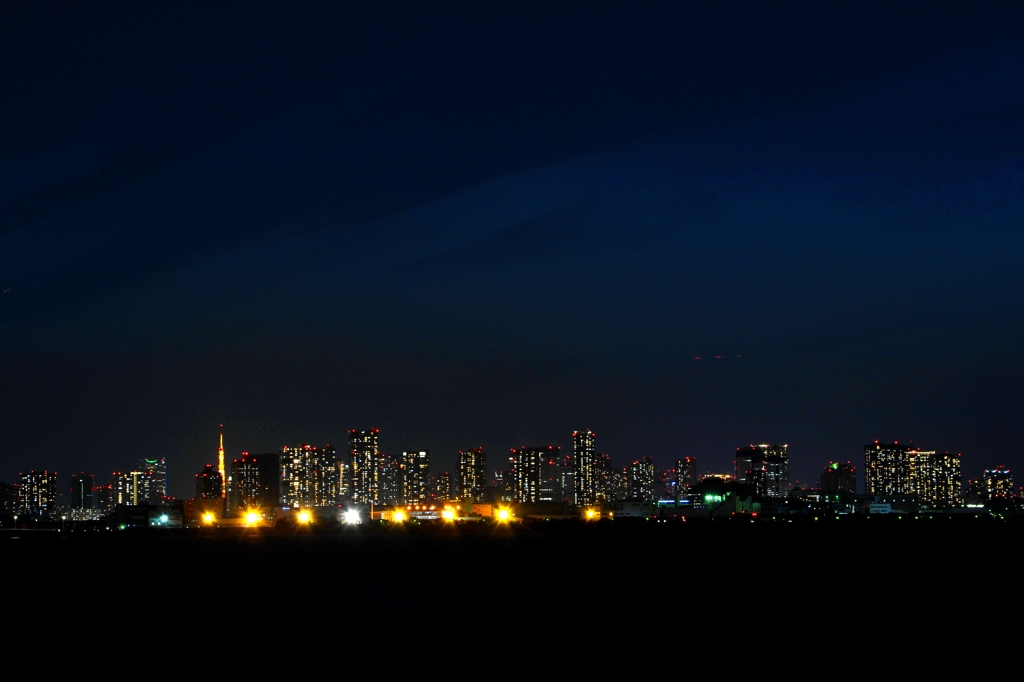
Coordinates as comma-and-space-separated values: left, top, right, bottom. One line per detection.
573, 430, 596, 506
218, 426, 226, 499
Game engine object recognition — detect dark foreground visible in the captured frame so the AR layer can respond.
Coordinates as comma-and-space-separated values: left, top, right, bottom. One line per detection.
8, 517, 1012, 670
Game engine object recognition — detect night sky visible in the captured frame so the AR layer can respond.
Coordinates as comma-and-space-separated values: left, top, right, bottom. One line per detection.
2, 2, 1023, 498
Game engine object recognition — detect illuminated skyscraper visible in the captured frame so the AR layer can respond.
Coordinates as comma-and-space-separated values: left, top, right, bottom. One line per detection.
70, 473, 95, 510
115, 470, 153, 506
378, 453, 403, 505
280, 445, 337, 508
195, 464, 223, 499
511, 446, 560, 503
864, 442, 960, 506
431, 472, 451, 502
735, 444, 789, 498
931, 453, 962, 507
676, 457, 697, 493
19, 471, 57, 517
864, 442, 907, 496
402, 450, 430, 504
457, 447, 487, 501
572, 429, 596, 506
983, 467, 1013, 501
539, 452, 567, 503
316, 444, 340, 506
231, 452, 281, 511
593, 452, 615, 502
140, 457, 168, 503
349, 429, 381, 504
821, 462, 856, 494
627, 457, 655, 502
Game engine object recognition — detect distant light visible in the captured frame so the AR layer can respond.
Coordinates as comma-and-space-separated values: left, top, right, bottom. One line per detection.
441, 507, 456, 521
245, 511, 260, 526
496, 508, 511, 522
297, 510, 312, 524
159, 514, 169, 524
344, 509, 361, 525
393, 510, 406, 522
202, 513, 215, 524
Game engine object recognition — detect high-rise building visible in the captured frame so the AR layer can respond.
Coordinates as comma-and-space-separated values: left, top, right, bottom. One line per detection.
19, 471, 57, 517
378, 453, 403, 505
230, 452, 281, 511
0, 482, 18, 513
195, 464, 223, 499
676, 457, 697, 493
572, 429, 596, 506
70, 473, 95, 510
539, 453, 567, 503
141, 458, 168, 502
349, 429, 381, 504
864, 442, 907, 496
316, 444, 340, 506
931, 453, 962, 507
627, 457, 655, 502
402, 450, 430, 504
93, 484, 115, 514
593, 452, 615, 502
821, 462, 856, 494
457, 447, 487, 501
511, 446, 560, 503
735, 444, 789, 498
982, 467, 1013, 501
280, 445, 337, 508
115, 471, 153, 507
431, 472, 451, 502
864, 442, 962, 507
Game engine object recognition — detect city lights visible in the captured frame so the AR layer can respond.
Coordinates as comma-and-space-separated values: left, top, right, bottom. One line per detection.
202, 513, 215, 525
441, 506, 456, 521
245, 511, 260, 527
392, 510, 407, 522
344, 509, 361, 525
496, 508, 511, 522
297, 510, 312, 524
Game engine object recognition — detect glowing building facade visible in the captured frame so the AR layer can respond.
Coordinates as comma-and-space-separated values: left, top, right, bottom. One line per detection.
735, 444, 789, 498
19, 470, 57, 517
864, 443, 962, 507
115, 470, 153, 507
141, 457, 168, 502
676, 457, 697, 493
457, 447, 487, 501
280, 444, 338, 508
627, 457, 655, 502
231, 452, 281, 511
572, 429, 596, 505
349, 429, 381, 504
865, 442, 906, 497
402, 450, 430, 504
511, 446, 561, 503
983, 467, 1013, 501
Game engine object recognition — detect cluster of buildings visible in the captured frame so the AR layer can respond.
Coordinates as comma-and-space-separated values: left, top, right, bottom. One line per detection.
1, 431, 1017, 526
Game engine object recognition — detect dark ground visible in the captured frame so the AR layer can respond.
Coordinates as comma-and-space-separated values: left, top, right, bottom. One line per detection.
7, 517, 1007, 672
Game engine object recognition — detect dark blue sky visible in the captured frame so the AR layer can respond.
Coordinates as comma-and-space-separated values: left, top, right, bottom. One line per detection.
2, 2, 1022, 497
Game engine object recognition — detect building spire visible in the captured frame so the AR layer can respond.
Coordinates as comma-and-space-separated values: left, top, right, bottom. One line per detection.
218, 424, 226, 499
